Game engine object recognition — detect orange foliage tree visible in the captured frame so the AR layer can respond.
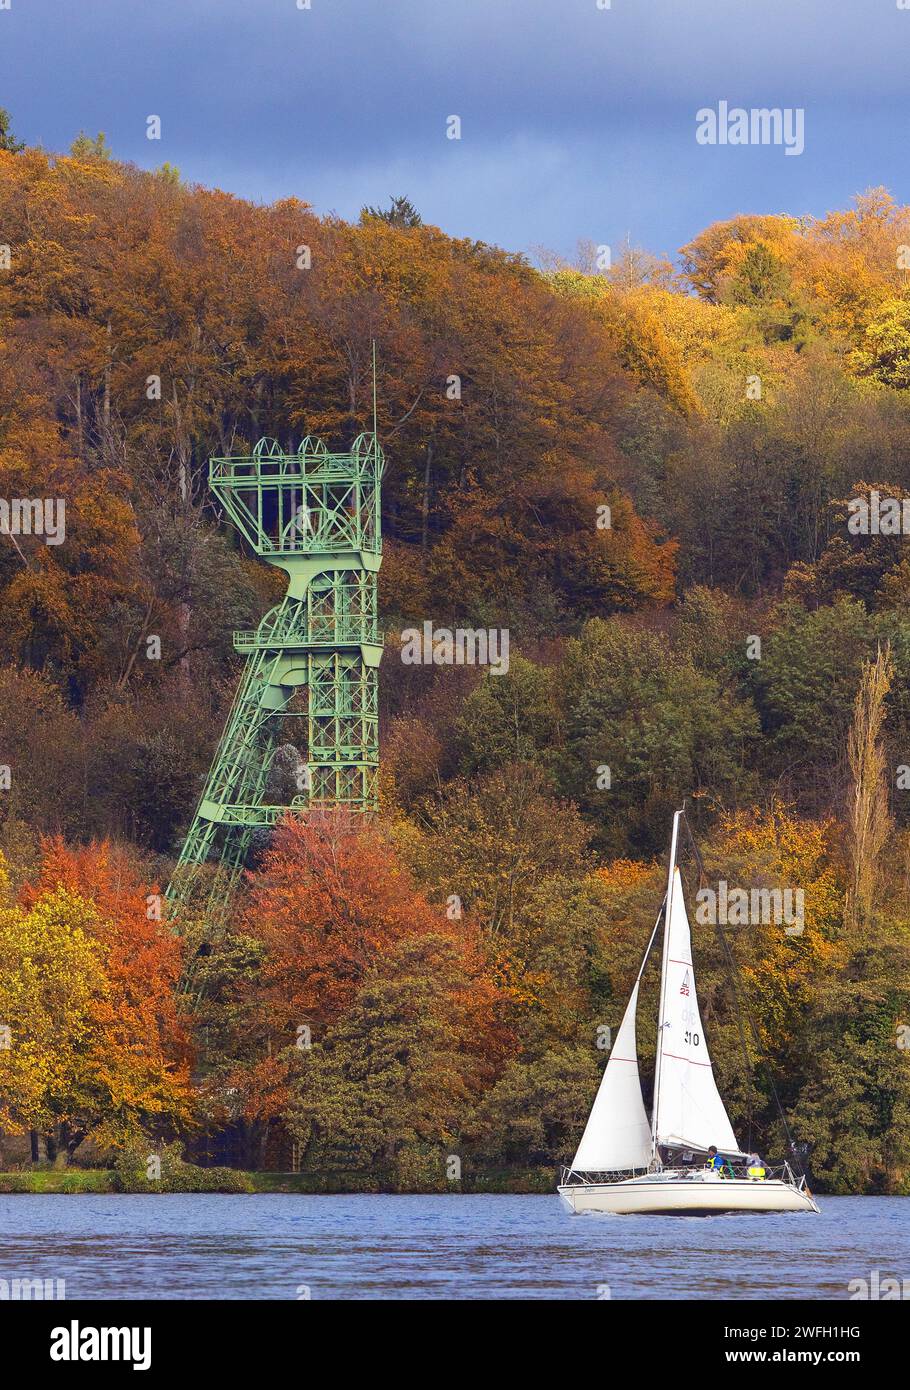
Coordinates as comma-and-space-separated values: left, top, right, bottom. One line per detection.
21, 838, 193, 1158
200, 815, 508, 1166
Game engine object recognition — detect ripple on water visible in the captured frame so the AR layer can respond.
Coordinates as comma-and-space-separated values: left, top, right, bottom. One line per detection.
0, 1193, 904, 1299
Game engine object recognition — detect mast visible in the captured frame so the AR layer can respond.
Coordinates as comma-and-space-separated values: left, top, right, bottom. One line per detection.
651, 807, 683, 1160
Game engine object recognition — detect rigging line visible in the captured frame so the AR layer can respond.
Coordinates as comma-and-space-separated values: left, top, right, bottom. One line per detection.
681, 809, 806, 1177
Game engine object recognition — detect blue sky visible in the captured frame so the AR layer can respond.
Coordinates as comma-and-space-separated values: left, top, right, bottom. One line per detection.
1, 0, 907, 264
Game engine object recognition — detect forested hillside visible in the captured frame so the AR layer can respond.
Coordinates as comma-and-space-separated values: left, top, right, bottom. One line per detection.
1, 125, 909, 1193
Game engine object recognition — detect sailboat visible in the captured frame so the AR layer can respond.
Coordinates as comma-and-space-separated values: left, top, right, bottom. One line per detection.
558, 810, 819, 1215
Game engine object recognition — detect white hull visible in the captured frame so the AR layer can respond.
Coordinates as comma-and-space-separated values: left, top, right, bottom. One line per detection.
558, 1174, 819, 1216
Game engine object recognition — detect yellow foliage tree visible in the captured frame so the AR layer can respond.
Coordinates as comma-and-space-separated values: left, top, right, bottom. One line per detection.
0, 888, 104, 1145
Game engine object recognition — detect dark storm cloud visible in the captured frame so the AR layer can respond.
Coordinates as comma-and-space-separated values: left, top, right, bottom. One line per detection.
1, 0, 907, 259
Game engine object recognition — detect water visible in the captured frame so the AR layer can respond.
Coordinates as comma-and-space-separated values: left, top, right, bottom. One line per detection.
0, 1194, 905, 1299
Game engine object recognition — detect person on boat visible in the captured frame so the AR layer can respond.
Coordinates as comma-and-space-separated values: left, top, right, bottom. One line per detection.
747, 1154, 767, 1181
706, 1145, 734, 1178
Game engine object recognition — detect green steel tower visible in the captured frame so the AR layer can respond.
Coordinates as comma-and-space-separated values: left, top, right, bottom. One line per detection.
166, 427, 384, 932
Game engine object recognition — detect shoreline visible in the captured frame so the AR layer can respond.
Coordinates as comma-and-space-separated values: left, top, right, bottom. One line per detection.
0, 1170, 892, 1197
0, 1169, 558, 1196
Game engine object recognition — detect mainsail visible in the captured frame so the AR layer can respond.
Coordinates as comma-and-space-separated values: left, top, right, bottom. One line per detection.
652, 862, 742, 1156
569, 909, 662, 1172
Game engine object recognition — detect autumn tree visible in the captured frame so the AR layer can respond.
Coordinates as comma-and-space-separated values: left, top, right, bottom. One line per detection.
0, 884, 103, 1155
853, 296, 910, 388
198, 815, 504, 1168
17, 840, 194, 1159
845, 644, 893, 931
288, 932, 499, 1178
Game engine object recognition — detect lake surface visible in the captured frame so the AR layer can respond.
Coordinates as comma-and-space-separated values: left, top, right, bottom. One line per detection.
0, 1194, 906, 1299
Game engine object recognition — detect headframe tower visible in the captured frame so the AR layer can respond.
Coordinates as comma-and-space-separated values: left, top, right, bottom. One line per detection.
166, 411, 384, 932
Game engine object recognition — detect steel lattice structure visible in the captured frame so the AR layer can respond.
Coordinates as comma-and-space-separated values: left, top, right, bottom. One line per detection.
166, 430, 384, 933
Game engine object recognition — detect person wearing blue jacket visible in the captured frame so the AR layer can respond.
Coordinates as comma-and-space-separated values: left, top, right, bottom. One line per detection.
706, 1145, 734, 1178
